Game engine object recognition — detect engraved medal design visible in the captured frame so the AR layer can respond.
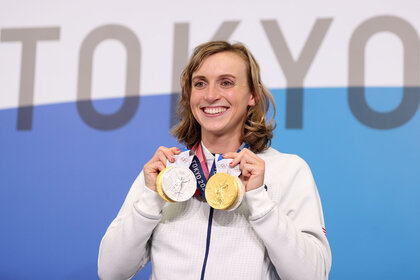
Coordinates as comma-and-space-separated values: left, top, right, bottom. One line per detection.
161, 166, 197, 202
155, 143, 247, 209
205, 172, 244, 211
156, 150, 196, 203
206, 150, 245, 211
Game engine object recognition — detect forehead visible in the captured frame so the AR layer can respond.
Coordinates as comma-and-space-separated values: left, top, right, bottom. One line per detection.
192, 51, 247, 78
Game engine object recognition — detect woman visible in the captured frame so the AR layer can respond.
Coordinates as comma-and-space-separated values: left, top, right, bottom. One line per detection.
98, 41, 332, 280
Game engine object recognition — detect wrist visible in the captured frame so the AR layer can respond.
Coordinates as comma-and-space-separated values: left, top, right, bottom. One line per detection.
245, 185, 275, 218
245, 180, 265, 192
145, 184, 157, 192
135, 184, 166, 216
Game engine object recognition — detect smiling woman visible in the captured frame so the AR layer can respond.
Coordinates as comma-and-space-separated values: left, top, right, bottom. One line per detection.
189, 52, 256, 151
174, 41, 276, 154
98, 41, 332, 280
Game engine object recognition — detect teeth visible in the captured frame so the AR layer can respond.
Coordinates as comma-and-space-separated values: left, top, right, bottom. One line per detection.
204, 107, 227, 114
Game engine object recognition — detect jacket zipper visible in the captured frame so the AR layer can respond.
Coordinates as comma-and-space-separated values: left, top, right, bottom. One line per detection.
200, 207, 214, 280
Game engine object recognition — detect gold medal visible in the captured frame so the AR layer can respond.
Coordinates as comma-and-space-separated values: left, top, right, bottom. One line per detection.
156, 167, 175, 203
205, 173, 242, 210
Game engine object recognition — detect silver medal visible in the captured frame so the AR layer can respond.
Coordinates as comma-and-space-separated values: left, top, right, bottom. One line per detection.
162, 166, 197, 202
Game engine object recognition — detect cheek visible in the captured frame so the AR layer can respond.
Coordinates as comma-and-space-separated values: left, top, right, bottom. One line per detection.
189, 95, 200, 118
189, 90, 199, 105
227, 92, 249, 109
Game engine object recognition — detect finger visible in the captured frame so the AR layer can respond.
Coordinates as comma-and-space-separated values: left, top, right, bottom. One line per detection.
222, 152, 237, 159
239, 159, 247, 175
155, 146, 173, 163
170, 147, 181, 155
155, 161, 166, 172
225, 152, 242, 167
160, 147, 175, 160
145, 159, 166, 173
243, 162, 258, 173
240, 165, 251, 177
239, 148, 261, 162
239, 173, 249, 184
231, 149, 255, 168
147, 160, 166, 173
160, 146, 182, 163
157, 149, 171, 165
144, 160, 167, 190
224, 148, 259, 167
244, 163, 265, 183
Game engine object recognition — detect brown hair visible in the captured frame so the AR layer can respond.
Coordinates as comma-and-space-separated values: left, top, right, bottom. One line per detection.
171, 41, 276, 153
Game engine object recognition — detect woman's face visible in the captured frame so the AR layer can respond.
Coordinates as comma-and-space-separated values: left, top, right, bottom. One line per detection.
190, 51, 255, 139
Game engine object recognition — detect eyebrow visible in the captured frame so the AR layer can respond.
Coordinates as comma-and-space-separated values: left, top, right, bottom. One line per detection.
192, 74, 236, 80
192, 75, 206, 81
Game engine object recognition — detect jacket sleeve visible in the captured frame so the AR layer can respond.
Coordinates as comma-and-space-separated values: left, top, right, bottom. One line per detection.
244, 155, 332, 280
98, 171, 166, 280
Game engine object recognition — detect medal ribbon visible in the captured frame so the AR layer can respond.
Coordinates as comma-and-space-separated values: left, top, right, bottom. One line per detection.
189, 142, 249, 199
189, 142, 216, 199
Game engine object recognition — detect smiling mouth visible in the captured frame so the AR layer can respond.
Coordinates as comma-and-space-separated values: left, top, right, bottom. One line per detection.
202, 107, 228, 115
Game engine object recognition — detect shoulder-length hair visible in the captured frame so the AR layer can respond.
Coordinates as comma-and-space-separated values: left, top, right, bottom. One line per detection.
171, 41, 276, 153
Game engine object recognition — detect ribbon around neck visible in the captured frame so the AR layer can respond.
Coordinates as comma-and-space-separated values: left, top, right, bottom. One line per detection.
167, 142, 249, 200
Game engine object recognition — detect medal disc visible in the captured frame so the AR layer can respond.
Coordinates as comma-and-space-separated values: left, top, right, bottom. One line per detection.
205, 173, 240, 210
225, 177, 245, 211
161, 166, 197, 202
156, 167, 175, 203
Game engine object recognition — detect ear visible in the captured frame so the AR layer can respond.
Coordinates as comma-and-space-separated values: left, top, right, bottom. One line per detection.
248, 94, 256, 106
248, 83, 261, 106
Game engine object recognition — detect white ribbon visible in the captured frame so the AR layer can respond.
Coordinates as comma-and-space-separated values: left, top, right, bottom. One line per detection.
167, 150, 194, 168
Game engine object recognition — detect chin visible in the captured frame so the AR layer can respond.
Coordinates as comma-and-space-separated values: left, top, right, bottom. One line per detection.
203, 125, 233, 138
203, 127, 225, 135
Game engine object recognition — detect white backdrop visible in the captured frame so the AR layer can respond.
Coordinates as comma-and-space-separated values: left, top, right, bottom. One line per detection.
1, 1, 419, 279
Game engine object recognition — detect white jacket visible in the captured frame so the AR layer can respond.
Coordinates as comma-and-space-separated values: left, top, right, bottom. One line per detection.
98, 148, 332, 279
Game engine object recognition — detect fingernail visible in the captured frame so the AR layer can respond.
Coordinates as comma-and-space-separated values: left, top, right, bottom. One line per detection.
229, 162, 233, 165
170, 158, 175, 162
176, 148, 180, 152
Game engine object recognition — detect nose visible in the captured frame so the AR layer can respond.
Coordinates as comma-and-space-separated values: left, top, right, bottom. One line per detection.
204, 82, 221, 102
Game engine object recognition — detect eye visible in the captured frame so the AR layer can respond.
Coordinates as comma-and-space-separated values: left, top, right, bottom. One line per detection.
220, 79, 234, 88
193, 80, 207, 89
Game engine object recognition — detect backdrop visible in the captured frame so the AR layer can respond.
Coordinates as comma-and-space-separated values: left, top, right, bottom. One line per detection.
1, 1, 419, 279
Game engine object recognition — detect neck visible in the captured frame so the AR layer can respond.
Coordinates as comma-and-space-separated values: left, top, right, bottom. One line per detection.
201, 131, 242, 154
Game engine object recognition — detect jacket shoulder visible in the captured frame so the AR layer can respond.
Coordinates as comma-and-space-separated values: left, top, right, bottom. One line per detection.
258, 147, 307, 167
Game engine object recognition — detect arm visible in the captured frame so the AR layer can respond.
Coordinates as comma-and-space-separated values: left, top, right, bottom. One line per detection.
245, 155, 332, 280
98, 146, 180, 279
97, 171, 165, 280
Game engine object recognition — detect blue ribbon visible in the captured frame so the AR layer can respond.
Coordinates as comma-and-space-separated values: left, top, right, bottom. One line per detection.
189, 143, 250, 200
189, 156, 216, 199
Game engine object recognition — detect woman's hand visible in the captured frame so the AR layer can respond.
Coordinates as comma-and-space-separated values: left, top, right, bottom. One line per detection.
143, 146, 181, 191
223, 148, 265, 192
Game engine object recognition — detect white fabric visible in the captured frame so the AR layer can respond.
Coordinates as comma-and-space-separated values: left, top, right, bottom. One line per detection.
98, 148, 332, 280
